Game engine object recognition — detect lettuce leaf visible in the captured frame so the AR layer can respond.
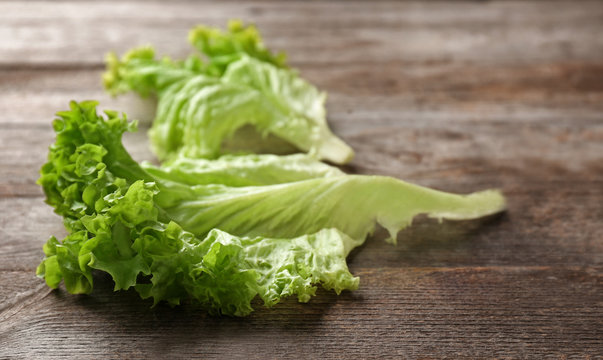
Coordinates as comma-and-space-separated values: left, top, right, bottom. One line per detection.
37, 179, 358, 316
144, 153, 344, 187
156, 175, 504, 255
37, 101, 505, 315
103, 21, 354, 164
188, 19, 287, 76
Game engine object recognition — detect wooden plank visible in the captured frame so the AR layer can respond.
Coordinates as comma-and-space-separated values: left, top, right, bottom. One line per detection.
3, 110, 600, 186
0, 267, 600, 359
2, 120, 602, 195
0, 64, 601, 193
2, 61, 603, 126
2, 180, 601, 272
1, 1, 602, 66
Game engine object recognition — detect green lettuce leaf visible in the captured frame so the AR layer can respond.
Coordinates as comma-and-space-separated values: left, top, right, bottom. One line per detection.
37, 179, 358, 316
144, 153, 344, 187
37, 101, 505, 315
103, 21, 354, 164
156, 175, 504, 255
103, 47, 198, 98
188, 19, 287, 76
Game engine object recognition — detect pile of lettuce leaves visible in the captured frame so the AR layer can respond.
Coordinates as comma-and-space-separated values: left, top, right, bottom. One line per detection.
36, 21, 506, 316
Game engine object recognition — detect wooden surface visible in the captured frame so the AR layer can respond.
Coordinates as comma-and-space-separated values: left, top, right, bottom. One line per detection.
1, 1, 602, 358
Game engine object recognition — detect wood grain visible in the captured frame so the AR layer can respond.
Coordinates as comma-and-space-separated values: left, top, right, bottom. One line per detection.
2, 1, 603, 66
0, 0, 602, 358
0, 267, 601, 359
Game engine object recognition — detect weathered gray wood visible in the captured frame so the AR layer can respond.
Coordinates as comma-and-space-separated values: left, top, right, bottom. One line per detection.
3, 117, 601, 188
1, 65, 601, 192
0, 267, 601, 359
1, 192, 601, 271
1, 1, 603, 66
0, 0, 602, 358
3, 62, 602, 126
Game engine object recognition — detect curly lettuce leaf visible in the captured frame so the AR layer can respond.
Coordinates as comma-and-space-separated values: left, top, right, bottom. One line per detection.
37, 102, 358, 315
149, 57, 353, 163
103, 21, 354, 164
37, 101, 505, 314
188, 19, 287, 76
103, 47, 201, 97
37, 180, 358, 316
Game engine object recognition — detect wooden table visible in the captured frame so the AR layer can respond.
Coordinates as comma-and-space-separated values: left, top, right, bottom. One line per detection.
1, 1, 602, 358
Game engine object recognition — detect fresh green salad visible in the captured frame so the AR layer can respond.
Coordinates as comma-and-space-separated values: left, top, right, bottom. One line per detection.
104, 20, 354, 164
36, 22, 506, 316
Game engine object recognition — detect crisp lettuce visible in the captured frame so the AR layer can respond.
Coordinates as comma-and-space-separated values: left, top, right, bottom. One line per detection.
188, 19, 287, 76
37, 101, 505, 315
37, 179, 358, 316
156, 175, 504, 255
103, 21, 354, 164
144, 153, 344, 187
